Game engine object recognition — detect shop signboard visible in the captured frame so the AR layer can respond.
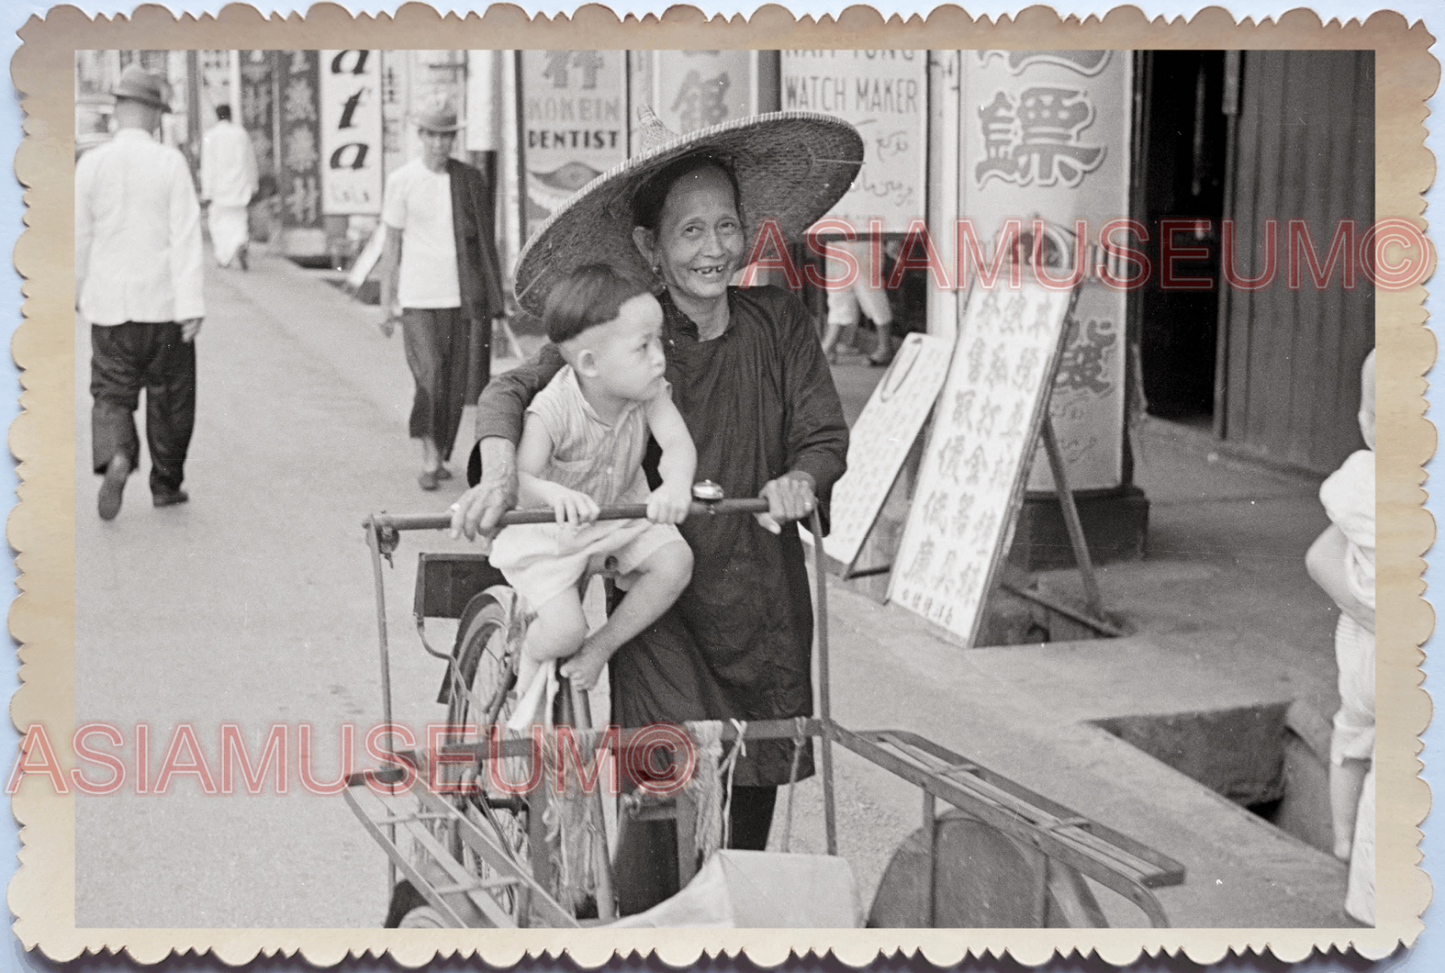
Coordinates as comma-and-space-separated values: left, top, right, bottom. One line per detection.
318, 50, 383, 215
960, 50, 1131, 492
518, 50, 627, 235
780, 50, 928, 233
812, 332, 954, 572
647, 50, 756, 136
238, 51, 276, 183
888, 279, 1075, 645
278, 49, 323, 236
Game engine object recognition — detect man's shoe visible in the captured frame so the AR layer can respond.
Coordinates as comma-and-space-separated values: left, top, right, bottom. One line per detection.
418, 469, 440, 491
435, 466, 452, 481
97, 453, 131, 521
153, 488, 190, 509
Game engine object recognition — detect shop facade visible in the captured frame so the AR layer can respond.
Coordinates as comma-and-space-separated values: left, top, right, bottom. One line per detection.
73, 47, 1374, 567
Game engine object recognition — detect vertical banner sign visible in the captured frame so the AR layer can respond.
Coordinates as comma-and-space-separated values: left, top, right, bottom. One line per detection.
319, 51, 383, 215
780, 50, 928, 232
652, 51, 755, 135
279, 50, 322, 231
239, 51, 276, 185
519, 50, 628, 236
378, 51, 407, 185
961, 50, 1131, 491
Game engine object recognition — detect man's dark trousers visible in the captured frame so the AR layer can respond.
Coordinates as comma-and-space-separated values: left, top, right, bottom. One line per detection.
90, 322, 196, 495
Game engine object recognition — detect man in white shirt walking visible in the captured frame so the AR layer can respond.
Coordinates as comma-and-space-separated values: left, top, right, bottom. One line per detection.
376, 97, 505, 490
75, 65, 205, 520
200, 103, 259, 270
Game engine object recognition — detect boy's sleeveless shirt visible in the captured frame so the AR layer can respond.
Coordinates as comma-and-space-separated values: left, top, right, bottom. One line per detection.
526, 365, 657, 506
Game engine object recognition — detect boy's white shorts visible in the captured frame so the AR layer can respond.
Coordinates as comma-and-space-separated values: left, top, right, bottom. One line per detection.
488, 517, 686, 609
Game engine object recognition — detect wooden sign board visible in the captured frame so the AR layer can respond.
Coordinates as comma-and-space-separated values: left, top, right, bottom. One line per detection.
810, 332, 954, 573
888, 279, 1077, 645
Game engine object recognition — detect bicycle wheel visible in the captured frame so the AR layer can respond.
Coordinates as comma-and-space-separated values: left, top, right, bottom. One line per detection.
443, 587, 531, 923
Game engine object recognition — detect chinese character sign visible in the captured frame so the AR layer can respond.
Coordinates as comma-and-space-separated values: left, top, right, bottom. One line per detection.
519, 50, 627, 235
962, 50, 1130, 492
975, 87, 1106, 188
279, 50, 322, 230
819, 333, 954, 570
319, 50, 383, 215
888, 280, 1075, 645
780, 50, 927, 233
650, 51, 755, 136
238, 51, 275, 182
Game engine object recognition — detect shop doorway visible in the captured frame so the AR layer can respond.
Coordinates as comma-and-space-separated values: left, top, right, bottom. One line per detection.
1131, 51, 1229, 427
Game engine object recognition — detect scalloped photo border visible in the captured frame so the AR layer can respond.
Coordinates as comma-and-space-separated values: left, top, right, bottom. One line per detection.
8, 3, 1436, 966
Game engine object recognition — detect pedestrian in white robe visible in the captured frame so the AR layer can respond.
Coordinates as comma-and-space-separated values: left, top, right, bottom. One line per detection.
200, 104, 258, 269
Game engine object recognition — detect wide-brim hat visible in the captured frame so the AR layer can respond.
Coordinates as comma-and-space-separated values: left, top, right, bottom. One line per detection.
112, 64, 171, 112
411, 99, 463, 134
514, 108, 865, 316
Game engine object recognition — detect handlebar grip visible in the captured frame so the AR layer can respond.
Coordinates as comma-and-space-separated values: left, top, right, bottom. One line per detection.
371, 497, 772, 534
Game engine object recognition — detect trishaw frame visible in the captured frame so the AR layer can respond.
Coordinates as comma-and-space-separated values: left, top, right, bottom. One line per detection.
346, 504, 1185, 929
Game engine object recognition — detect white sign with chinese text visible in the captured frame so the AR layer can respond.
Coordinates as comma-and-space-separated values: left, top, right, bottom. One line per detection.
961, 50, 1130, 492
781, 50, 928, 233
319, 50, 383, 215
888, 279, 1075, 645
813, 332, 955, 571
648, 50, 757, 137
519, 50, 628, 235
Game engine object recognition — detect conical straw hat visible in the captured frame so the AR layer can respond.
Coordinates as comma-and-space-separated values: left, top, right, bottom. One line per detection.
514, 108, 865, 316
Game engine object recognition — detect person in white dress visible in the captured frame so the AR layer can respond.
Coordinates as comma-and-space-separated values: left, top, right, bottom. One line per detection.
200, 104, 258, 270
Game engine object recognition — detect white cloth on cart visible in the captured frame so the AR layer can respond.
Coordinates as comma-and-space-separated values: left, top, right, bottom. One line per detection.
607, 849, 863, 928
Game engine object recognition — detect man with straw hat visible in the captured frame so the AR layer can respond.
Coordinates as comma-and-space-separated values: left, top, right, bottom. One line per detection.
376, 95, 505, 491
453, 108, 864, 914
76, 64, 205, 520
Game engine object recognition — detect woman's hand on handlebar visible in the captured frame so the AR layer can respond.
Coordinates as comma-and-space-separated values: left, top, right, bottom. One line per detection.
758, 470, 817, 532
449, 438, 519, 540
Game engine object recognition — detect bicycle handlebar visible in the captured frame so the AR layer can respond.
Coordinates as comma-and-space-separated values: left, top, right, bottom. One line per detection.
369, 497, 773, 534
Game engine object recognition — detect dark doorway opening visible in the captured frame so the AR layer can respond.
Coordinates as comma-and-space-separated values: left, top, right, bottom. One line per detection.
1132, 51, 1230, 427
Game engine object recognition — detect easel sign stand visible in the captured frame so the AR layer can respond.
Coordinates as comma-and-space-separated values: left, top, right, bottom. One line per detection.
806, 331, 956, 579
887, 268, 1115, 647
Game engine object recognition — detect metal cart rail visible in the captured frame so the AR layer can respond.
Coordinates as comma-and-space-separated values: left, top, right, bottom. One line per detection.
345, 499, 1184, 928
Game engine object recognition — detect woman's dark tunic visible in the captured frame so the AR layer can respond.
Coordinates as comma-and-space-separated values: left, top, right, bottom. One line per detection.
476, 285, 848, 786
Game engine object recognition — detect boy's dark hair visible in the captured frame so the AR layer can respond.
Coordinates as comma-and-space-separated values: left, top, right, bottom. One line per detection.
545, 263, 651, 345
215, 104, 232, 122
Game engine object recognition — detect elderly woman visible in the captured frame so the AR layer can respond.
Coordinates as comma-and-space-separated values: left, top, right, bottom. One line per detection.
451, 110, 864, 913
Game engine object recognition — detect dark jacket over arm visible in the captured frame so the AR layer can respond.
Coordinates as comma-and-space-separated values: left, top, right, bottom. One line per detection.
447, 158, 505, 324
466, 343, 566, 486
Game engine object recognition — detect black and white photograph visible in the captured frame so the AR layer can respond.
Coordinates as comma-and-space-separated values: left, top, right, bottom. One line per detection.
6, 5, 1437, 964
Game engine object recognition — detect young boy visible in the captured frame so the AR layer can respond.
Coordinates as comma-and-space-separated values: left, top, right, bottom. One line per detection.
487, 263, 696, 721
1306, 348, 1375, 925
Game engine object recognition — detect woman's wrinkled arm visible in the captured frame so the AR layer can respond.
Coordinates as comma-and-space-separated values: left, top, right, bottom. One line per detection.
451, 344, 566, 540
473, 342, 566, 444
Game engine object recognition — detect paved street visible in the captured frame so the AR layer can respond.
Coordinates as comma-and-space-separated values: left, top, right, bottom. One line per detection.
73, 255, 486, 927
72, 252, 1350, 929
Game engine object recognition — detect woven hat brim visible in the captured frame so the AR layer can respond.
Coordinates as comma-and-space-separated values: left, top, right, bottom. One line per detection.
411, 112, 464, 133
514, 111, 865, 317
